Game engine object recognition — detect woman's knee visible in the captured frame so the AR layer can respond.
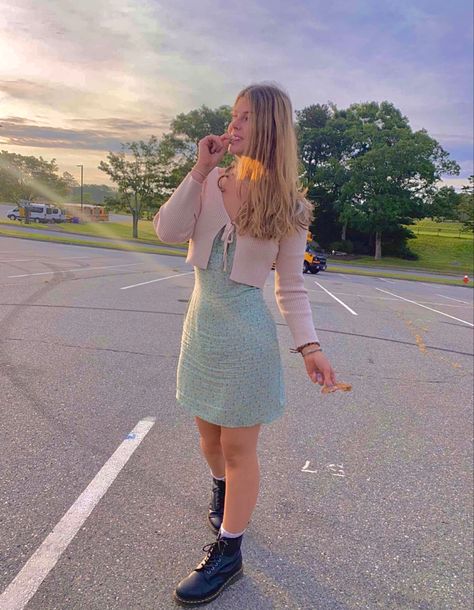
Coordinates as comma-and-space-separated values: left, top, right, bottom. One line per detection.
220, 425, 260, 466
195, 417, 222, 453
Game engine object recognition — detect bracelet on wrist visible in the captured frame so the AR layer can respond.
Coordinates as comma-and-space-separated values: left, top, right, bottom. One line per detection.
302, 346, 323, 357
289, 341, 321, 355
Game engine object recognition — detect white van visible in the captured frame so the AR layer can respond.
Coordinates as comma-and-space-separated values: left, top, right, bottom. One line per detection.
9, 202, 65, 223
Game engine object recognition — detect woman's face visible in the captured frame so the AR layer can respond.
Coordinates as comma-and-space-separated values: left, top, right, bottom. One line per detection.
228, 96, 252, 156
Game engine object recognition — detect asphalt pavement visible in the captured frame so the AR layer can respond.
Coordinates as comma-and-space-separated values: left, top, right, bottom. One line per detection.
0, 236, 473, 610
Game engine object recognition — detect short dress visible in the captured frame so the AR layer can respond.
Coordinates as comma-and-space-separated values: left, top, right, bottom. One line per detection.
176, 223, 285, 427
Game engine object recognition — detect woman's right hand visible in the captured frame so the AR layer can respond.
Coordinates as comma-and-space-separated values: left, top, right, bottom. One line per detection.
193, 134, 231, 177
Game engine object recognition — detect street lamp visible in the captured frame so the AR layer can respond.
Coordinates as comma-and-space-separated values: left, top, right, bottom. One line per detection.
76, 164, 83, 212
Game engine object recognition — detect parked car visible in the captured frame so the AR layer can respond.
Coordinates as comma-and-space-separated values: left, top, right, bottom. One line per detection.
312, 248, 327, 271
7, 207, 20, 220
303, 245, 326, 274
271, 247, 328, 273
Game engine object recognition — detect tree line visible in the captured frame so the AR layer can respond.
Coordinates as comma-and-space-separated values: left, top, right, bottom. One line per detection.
1, 100, 472, 259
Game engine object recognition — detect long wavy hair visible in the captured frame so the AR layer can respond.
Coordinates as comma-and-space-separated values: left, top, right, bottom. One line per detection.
218, 83, 312, 240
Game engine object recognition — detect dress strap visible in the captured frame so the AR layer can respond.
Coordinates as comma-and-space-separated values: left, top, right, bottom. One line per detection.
220, 221, 235, 272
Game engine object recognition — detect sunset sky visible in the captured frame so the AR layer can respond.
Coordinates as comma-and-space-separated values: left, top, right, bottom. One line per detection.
1, 0, 472, 188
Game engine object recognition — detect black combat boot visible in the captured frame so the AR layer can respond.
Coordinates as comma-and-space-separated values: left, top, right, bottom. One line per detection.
207, 477, 225, 534
173, 533, 243, 606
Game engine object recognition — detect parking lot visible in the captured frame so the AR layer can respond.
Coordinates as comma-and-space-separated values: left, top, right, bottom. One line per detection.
0, 236, 473, 610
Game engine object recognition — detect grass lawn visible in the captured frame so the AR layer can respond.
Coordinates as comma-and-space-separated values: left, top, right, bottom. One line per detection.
410, 219, 472, 238
0, 218, 183, 246
335, 233, 473, 275
0, 227, 185, 256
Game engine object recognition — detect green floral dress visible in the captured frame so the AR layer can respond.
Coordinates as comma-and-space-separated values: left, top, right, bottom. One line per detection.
176, 223, 285, 427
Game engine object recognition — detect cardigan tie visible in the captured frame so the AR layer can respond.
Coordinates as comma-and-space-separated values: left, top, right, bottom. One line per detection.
220, 221, 235, 272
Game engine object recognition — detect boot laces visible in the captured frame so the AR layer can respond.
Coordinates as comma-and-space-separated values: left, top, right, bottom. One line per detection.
197, 539, 228, 574
211, 483, 225, 512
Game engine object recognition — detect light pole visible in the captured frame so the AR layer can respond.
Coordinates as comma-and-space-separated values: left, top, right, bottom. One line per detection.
76, 164, 83, 212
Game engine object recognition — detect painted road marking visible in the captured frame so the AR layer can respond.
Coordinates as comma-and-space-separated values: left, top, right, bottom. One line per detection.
437, 294, 471, 305
328, 463, 346, 478
302, 460, 318, 473
9, 262, 146, 278
0, 256, 95, 263
308, 289, 469, 308
377, 277, 396, 283
336, 291, 468, 308
376, 288, 474, 327
121, 271, 194, 290
314, 281, 358, 315
0, 417, 156, 610
307, 289, 397, 301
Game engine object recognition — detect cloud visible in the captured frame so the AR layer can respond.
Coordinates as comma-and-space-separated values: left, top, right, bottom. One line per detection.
0, 115, 171, 150
0, 0, 471, 181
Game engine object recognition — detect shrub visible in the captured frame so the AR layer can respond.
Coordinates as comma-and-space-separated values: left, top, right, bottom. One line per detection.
329, 239, 354, 254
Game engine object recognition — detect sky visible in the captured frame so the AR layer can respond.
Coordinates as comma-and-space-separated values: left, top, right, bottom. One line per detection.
0, 0, 472, 188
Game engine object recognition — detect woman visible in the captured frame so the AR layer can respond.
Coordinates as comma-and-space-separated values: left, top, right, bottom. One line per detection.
154, 82, 337, 606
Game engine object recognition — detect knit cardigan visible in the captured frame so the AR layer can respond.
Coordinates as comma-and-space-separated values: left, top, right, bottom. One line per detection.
153, 167, 319, 349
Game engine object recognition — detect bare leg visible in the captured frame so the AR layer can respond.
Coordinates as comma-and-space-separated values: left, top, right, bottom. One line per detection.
220, 424, 261, 533
195, 416, 225, 478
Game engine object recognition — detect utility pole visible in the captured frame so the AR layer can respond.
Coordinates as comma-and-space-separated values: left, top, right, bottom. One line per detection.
76, 164, 83, 213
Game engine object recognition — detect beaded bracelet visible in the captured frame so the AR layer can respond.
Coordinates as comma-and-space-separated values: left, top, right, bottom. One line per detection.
289, 341, 321, 355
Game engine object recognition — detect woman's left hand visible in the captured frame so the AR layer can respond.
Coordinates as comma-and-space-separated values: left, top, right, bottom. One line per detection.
303, 351, 337, 388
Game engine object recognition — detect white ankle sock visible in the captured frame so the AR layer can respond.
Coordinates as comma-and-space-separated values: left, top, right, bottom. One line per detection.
211, 471, 225, 481
219, 525, 245, 539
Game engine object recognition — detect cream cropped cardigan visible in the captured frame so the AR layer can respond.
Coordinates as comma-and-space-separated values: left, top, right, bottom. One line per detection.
153, 167, 319, 349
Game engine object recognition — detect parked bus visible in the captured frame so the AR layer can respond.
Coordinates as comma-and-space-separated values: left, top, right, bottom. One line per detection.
62, 203, 109, 222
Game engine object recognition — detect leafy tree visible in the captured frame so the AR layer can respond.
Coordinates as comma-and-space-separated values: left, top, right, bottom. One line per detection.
296, 102, 460, 259
457, 175, 474, 231
429, 186, 460, 221
0, 150, 75, 204
98, 136, 175, 238
338, 107, 459, 258
171, 105, 232, 145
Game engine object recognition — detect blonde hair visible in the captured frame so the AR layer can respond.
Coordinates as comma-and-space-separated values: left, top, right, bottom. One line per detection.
219, 82, 312, 240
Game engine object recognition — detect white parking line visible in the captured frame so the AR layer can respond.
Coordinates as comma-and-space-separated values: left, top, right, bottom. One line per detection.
0, 417, 156, 610
377, 277, 396, 283
314, 281, 358, 315
0, 256, 95, 263
121, 271, 194, 290
376, 288, 474, 327
437, 294, 470, 305
9, 262, 145, 278
308, 289, 469, 308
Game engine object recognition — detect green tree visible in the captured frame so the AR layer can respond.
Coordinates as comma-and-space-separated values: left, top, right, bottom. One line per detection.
457, 175, 474, 231
297, 101, 460, 259
429, 186, 460, 221
98, 136, 172, 238
338, 106, 460, 258
296, 103, 366, 246
171, 105, 232, 145
0, 150, 74, 204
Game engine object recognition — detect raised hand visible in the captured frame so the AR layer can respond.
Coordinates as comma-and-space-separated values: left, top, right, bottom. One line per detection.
194, 134, 231, 177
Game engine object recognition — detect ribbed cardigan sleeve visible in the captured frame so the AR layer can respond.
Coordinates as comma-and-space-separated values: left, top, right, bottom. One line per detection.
274, 227, 319, 349
153, 174, 203, 243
